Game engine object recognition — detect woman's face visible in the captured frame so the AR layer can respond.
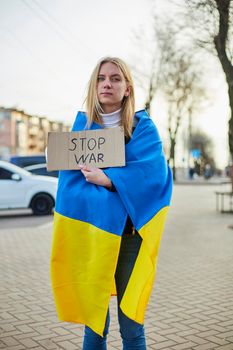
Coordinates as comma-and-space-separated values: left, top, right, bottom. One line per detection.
97, 62, 130, 114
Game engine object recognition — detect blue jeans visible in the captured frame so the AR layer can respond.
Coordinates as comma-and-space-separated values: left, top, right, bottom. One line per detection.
83, 233, 146, 350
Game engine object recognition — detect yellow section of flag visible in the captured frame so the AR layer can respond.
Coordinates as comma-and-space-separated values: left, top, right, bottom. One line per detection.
50, 212, 121, 336
120, 207, 169, 323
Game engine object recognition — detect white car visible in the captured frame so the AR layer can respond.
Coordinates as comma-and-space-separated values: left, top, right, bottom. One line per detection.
0, 160, 58, 215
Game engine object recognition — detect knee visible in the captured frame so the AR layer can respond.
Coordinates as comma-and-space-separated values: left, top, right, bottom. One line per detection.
83, 325, 108, 350
120, 324, 145, 340
119, 316, 145, 340
84, 322, 109, 339
120, 324, 146, 350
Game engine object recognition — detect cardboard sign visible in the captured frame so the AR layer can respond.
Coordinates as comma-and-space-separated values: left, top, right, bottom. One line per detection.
47, 127, 125, 170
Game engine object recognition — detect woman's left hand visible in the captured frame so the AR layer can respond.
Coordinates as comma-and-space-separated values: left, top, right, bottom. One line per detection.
78, 165, 112, 188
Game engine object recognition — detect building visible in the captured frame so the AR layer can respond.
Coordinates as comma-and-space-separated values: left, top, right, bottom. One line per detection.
0, 107, 70, 157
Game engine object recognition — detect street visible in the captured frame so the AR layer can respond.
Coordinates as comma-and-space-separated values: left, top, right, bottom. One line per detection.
0, 184, 233, 350
0, 210, 53, 229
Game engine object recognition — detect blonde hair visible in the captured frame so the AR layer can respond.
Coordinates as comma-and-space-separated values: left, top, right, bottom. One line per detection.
85, 57, 135, 138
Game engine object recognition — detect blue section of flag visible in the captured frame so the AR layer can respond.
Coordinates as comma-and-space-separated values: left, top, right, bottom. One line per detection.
103, 110, 172, 231
55, 110, 172, 235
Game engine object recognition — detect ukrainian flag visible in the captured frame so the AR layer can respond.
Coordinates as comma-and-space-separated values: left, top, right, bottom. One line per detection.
50, 109, 172, 336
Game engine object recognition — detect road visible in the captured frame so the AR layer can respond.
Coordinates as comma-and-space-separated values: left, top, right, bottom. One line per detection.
1, 184, 233, 349
0, 209, 53, 229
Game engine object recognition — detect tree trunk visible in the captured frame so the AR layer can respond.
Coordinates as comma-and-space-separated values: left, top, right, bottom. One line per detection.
215, 47, 233, 191
170, 138, 176, 181
214, 0, 233, 190
227, 85, 233, 191
144, 101, 151, 115
144, 77, 155, 115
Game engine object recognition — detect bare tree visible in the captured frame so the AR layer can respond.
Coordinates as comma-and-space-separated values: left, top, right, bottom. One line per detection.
184, 0, 233, 188
144, 54, 159, 114
132, 15, 208, 180
131, 16, 187, 114
160, 49, 206, 180
130, 21, 164, 114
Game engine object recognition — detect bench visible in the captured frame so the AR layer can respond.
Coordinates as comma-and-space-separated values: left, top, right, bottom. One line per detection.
215, 191, 233, 213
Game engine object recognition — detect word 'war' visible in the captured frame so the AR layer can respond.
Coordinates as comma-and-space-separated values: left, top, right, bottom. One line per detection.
74, 153, 104, 164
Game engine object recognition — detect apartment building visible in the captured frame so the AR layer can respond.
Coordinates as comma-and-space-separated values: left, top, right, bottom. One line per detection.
0, 107, 70, 157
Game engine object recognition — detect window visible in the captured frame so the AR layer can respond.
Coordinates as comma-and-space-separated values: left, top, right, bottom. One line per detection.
0, 167, 13, 180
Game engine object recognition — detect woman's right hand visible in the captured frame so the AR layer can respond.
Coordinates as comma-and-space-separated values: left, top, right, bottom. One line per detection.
78, 165, 112, 188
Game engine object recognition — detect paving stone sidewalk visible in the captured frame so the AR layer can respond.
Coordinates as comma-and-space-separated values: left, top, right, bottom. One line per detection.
0, 184, 233, 350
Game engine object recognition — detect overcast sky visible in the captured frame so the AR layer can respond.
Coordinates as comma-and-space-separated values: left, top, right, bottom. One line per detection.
0, 0, 230, 168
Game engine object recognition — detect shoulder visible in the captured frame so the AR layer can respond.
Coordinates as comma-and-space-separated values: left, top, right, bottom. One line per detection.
133, 109, 161, 141
134, 109, 157, 129
72, 111, 87, 131
135, 109, 150, 119
76, 111, 87, 119
134, 109, 154, 127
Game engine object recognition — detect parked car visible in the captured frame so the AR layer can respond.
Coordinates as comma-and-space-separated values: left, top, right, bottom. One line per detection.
4, 154, 46, 168
24, 163, 58, 178
0, 160, 57, 215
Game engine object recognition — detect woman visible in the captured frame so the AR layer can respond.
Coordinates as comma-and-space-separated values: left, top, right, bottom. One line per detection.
50, 57, 173, 350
